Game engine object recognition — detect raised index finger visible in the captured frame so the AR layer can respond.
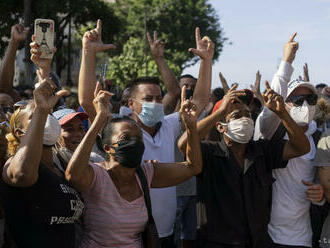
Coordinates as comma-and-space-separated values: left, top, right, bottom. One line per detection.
265, 80, 271, 90
195, 27, 201, 47
181, 85, 187, 103
288, 32, 297, 42
96, 19, 102, 36
153, 31, 157, 41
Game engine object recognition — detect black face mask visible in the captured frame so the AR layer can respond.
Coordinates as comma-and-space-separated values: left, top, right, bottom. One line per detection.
111, 137, 145, 168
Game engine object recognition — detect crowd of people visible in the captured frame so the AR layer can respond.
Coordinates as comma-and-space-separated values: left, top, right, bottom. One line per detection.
0, 19, 330, 248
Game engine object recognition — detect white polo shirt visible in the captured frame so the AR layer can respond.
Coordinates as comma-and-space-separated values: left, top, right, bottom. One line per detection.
141, 112, 181, 238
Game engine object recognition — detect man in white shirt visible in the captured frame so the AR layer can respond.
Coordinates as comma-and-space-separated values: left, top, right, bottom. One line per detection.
254, 33, 325, 248
127, 28, 214, 246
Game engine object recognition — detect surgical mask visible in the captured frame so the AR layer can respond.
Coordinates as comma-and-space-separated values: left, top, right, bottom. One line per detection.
137, 101, 164, 127
220, 117, 254, 144
289, 100, 315, 126
111, 137, 145, 168
14, 114, 61, 146
119, 106, 133, 116
43, 114, 61, 146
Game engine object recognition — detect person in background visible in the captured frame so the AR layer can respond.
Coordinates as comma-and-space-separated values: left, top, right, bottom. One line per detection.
254, 33, 324, 248
52, 108, 105, 169
313, 131, 330, 248
316, 84, 327, 95
0, 93, 14, 123
0, 21, 29, 103
119, 87, 133, 117
78, 20, 213, 247
178, 82, 310, 248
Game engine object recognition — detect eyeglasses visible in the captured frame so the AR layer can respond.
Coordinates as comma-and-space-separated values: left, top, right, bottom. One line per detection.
286, 94, 318, 106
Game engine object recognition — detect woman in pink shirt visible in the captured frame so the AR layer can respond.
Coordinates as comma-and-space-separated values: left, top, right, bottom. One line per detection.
65, 86, 202, 248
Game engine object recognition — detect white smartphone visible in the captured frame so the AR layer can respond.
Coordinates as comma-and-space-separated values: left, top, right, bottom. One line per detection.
34, 19, 55, 59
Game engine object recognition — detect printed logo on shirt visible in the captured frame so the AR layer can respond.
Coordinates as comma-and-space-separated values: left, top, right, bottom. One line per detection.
49, 184, 84, 225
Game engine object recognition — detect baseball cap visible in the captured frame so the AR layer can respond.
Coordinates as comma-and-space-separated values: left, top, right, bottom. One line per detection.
287, 79, 317, 98
53, 108, 88, 126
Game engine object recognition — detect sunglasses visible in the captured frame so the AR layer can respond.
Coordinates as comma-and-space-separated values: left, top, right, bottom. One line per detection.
286, 94, 318, 106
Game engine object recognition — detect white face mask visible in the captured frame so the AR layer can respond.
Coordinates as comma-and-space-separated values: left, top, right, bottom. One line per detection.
289, 101, 315, 126
220, 117, 254, 144
43, 114, 61, 146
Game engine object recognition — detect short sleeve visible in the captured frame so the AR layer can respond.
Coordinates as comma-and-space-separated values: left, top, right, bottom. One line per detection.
84, 163, 107, 193
261, 139, 288, 169
198, 141, 219, 177
314, 134, 330, 167
141, 163, 155, 188
164, 112, 181, 139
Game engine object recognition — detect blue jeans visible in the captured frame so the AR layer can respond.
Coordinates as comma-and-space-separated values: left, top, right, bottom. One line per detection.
175, 196, 197, 241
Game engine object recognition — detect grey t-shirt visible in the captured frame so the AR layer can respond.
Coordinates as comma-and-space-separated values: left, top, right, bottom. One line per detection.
175, 110, 207, 196
314, 129, 330, 247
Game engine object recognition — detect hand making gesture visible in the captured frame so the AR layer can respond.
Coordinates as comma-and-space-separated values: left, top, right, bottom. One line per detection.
283, 32, 299, 64
189, 27, 214, 60
93, 82, 113, 121
33, 78, 69, 113
147, 31, 165, 59
82, 19, 116, 53
262, 81, 286, 116
180, 85, 198, 130
10, 20, 29, 44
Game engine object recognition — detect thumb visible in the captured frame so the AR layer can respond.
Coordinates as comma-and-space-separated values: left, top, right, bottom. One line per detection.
99, 43, 116, 51
302, 180, 314, 187
188, 48, 202, 57
55, 89, 70, 99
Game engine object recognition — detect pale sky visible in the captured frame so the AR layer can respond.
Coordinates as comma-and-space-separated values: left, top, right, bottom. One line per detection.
182, 0, 330, 90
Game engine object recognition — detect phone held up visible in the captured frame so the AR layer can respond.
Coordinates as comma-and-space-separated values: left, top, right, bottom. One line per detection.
34, 19, 55, 59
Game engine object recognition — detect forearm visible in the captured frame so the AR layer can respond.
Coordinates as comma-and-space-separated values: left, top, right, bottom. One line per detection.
193, 59, 212, 114
178, 108, 225, 152
185, 124, 202, 174
271, 61, 294, 97
155, 57, 179, 96
6, 108, 48, 186
155, 57, 180, 114
279, 110, 310, 155
0, 40, 19, 94
66, 114, 106, 182
78, 49, 97, 122
318, 167, 330, 202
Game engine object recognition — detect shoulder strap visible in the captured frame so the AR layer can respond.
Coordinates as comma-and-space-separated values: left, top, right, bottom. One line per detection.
136, 166, 153, 220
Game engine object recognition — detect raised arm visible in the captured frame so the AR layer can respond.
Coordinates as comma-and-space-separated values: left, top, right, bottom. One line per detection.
66, 85, 111, 192
250, 70, 264, 106
255, 33, 298, 140
178, 86, 246, 152
2, 78, 68, 187
0, 22, 29, 101
262, 81, 310, 161
189, 27, 214, 115
147, 31, 180, 115
78, 19, 115, 123
151, 87, 202, 188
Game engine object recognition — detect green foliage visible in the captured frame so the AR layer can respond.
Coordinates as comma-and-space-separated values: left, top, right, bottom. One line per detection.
103, 0, 226, 89
106, 36, 181, 89
112, 0, 226, 68
0, 0, 121, 77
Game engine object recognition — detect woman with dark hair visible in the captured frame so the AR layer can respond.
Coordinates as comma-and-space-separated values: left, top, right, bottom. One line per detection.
65, 87, 202, 248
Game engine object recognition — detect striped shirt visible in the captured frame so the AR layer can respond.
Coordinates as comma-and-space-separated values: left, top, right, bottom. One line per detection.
80, 163, 154, 248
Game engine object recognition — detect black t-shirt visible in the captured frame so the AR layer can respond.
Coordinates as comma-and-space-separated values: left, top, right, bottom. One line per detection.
197, 139, 287, 248
0, 164, 84, 248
